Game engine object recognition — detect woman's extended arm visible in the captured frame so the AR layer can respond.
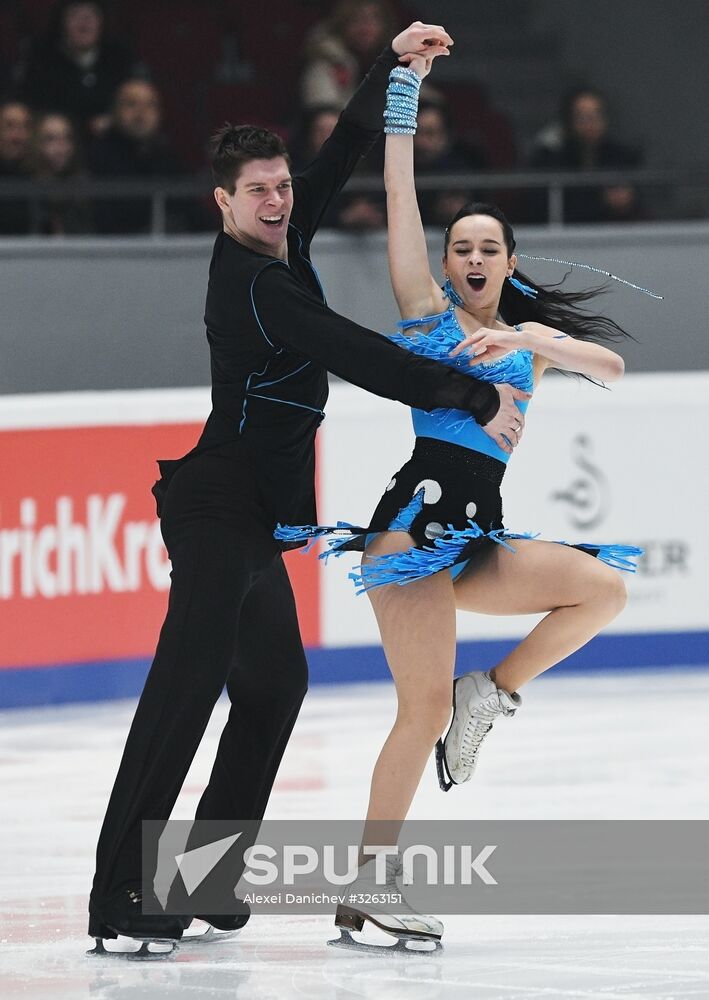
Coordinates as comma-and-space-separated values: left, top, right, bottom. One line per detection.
452, 322, 625, 382
522, 324, 624, 381
385, 55, 447, 320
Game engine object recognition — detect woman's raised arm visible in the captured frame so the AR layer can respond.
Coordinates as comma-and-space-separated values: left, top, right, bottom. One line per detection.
384, 54, 449, 321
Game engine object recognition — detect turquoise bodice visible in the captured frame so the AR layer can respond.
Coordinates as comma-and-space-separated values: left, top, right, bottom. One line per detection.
389, 307, 535, 464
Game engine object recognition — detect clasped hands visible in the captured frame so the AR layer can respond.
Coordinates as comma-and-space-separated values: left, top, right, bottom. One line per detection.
392, 22, 452, 75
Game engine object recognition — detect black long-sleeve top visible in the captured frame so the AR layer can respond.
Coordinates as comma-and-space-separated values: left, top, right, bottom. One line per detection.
154, 46, 500, 536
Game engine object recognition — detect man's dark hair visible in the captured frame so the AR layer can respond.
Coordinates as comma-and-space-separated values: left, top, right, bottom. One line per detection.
210, 124, 291, 194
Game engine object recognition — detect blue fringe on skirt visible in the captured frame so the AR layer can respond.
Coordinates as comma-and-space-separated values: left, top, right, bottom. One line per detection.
274, 520, 644, 595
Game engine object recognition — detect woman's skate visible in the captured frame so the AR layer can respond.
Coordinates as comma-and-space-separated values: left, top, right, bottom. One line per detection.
436, 670, 521, 791
330, 853, 443, 954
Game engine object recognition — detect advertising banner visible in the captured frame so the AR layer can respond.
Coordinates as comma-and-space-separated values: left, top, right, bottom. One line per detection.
0, 391, 318, 705
0, 374, 707, 707
320, 373, 709, 646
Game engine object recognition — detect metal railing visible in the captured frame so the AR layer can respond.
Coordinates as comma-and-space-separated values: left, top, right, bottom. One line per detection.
0, 167, 707, 234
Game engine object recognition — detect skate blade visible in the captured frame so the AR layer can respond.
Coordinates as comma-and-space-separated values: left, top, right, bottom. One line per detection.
181, 919, 243, 944
435, 738, 454, 792
87, 936, 178, 960
328, 928, 442, 956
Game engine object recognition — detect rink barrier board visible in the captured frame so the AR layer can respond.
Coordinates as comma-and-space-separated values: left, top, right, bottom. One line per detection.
0, 631, 708, 709
1, 381, 708, 708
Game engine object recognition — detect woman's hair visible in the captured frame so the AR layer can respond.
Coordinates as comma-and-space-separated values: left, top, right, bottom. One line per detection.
302, 0, 397, 62
326, 0, 395, 43
443, 201, 634, 353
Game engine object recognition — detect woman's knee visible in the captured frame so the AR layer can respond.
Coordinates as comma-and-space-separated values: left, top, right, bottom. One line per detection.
584, 563, 627, 618
397, 687, 452, 741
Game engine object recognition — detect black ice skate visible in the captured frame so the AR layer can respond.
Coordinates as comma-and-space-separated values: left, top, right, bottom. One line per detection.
181, 901, 251, 943
87, 886, 183, 959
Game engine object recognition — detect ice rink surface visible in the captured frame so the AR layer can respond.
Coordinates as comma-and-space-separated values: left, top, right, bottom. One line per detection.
1, 668, 708, 999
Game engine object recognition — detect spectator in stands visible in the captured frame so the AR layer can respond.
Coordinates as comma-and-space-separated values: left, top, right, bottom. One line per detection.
88, 78, 192, 234
0, 98, 32, 234
290, 102, 385, 231
300, 0, 396, 110
529, 88, 642, 223
18, 0, 138, 138
414, 100, 486, 227
289, 104, 341, 172
28, 111, 92, 234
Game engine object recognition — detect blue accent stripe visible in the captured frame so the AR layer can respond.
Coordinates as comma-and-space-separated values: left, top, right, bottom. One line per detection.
307, 631, 709, 685
246, 392, 325, 418
253, 361, 311, 390
250, 259, 288, 348
290, 224, 326, 303
239, 357, 271, 433
1, 631, 707, 708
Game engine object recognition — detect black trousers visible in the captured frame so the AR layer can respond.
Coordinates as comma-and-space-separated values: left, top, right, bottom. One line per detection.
91, 443, 309, 903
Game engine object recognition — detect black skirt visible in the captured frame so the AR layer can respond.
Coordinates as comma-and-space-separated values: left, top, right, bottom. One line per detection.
275, 436, 643, 592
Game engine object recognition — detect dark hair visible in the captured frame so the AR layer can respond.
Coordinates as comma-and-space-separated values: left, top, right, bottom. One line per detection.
417, 99, 453, 135
210, 123, 290, 194
560, 87, 608, 133
443, 202, 634, 362
48, 0, 105, 42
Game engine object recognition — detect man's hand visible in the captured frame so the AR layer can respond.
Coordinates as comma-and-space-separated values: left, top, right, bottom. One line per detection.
392, 21, 453, 58
481, 384, 532, 454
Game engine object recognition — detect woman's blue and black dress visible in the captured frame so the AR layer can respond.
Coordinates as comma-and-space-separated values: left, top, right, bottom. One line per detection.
275, 307, 642, 592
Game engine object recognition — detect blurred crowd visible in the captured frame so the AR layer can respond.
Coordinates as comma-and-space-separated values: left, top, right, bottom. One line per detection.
0, 0, 646, 236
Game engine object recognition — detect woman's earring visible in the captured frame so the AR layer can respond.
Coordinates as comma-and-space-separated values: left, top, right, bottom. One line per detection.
442, 276, 464, 307
507, 275, 539, 299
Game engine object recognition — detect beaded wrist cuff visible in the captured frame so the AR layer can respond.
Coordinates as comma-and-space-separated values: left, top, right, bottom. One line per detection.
384, 65, 422, 135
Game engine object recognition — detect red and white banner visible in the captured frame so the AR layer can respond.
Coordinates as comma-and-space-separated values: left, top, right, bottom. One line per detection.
1, 375, 707, 704
0, 390, 319, 675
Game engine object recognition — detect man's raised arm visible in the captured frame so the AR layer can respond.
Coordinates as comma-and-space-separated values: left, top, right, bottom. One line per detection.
292, 23, 452, 239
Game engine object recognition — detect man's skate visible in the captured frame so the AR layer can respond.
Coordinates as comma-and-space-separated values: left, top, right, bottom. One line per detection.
87, 886, 183, 959
180, 901, 251, 944
330, 853, 443, 954
436, 670, 521, 791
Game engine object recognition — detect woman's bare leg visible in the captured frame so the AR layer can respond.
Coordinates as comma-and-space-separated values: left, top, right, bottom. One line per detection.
454, 539, 628, 692
360, 531, 457, 845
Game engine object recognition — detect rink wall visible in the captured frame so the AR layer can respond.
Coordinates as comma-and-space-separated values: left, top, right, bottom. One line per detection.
0, 375, 707, 708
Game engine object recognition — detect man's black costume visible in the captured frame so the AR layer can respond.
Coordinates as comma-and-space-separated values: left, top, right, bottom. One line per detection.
90, 45, 499, 934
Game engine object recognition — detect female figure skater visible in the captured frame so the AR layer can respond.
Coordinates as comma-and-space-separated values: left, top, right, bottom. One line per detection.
278, 51, 642, 950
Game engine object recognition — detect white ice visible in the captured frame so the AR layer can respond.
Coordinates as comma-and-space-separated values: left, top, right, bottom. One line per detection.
1, 668, 708, 999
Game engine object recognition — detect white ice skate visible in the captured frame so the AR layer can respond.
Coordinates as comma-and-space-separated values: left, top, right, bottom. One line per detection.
436, 670, 521, 791
330, 853, 443, 954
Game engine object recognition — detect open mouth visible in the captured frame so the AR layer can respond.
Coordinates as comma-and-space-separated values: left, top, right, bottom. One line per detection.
466, 273, 487, 291
259, 215, 285, 228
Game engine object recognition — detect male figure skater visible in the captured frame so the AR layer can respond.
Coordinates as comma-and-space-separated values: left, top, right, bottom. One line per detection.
89, 21, 529, 945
